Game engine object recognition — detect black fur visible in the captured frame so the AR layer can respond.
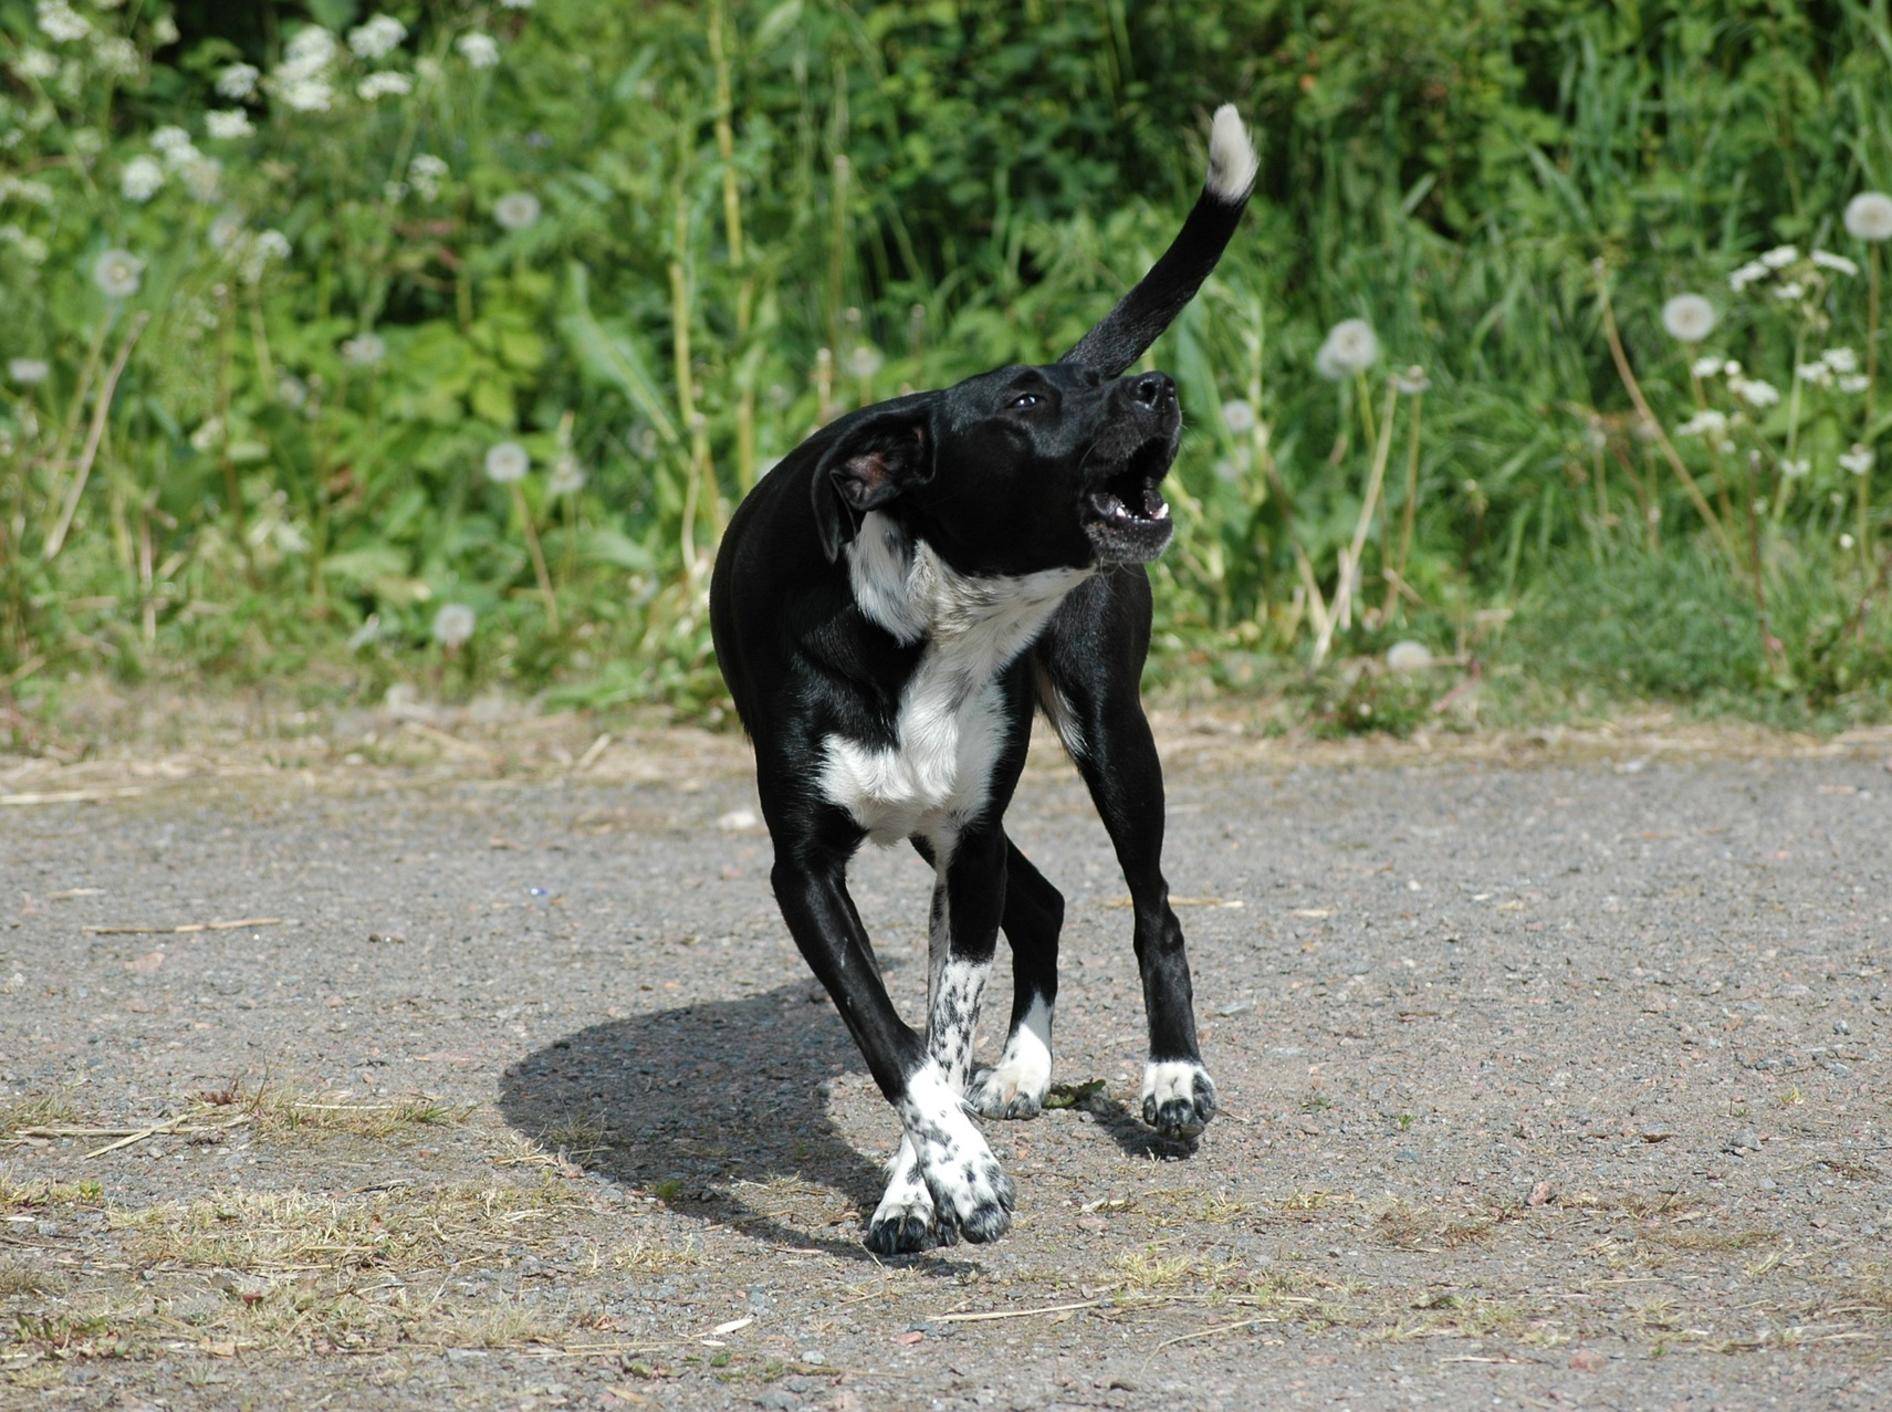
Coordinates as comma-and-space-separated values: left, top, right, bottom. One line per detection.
709, 107, 1252, 1253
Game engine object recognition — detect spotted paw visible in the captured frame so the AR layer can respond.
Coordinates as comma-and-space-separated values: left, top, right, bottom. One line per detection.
920, 1145, 1014, 1244
1141, 1059, 1218, 1141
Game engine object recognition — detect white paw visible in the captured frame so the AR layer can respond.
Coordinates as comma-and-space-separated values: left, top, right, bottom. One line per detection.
898, 1064, 1014, 1244
864, 1138, 945, 1255
1141, 1059, 1218, 1140
968, 1004, 1052, 1119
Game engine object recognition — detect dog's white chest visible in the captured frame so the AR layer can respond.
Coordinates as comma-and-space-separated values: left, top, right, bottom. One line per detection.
818, 517, 1087, 846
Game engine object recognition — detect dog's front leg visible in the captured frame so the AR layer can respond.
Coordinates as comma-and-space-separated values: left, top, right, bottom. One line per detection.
867, 827, 1014, 1252
770, 846, 1012, 1253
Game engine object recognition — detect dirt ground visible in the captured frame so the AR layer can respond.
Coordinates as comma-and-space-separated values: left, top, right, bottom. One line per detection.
3, 706, 1891, 1409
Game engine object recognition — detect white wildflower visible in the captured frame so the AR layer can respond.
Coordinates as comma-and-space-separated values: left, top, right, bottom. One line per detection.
1732, 377, 1780, 409
484, 441, 530, 484
409, 153, 446, 199
0, 177, 52, 206
1760, 244, 1799, 270
205, 109, 253, 140
69, 128, 103, 157
1841, 532, 1857, 550
432, 603, 476, 648
240, 229, 290, 284
357, 71, 413, 100
1838, 374, 1869, 394
152, 15, 179, 45
18, 48, 57, 79
456, 32, 500, 68
188, 417, 223, 453
339, 332, 385, 366
1661, 294, 1717, 343
35, 2, 90, 43
1386, 640, 1434, 673
493, 191, 540, 230
91, 248, 143, 299
1690, 355, 1723, 379
282, 26, 338, 76
3, 227, 48, 264
279, 78, 334, 112
499, 0, 536, 8
1676, 409, 1727, 438
1772, 281, 1805, 302
7, 358, 50, 385
1221, 398, 1257, 432
1795, 361, 1833, 388
94, 36, 139, 76
1780, 457, 1810, 479
1822, 347, 1858, 374
1391, 366, 1430, 395
1840, 445, 1875, 476
1811, 249, 1859, 277
1729, 261, 1769, 293
277, 374, 308, 408
120, 155, 164, 202
216, 63, 260, 100
151, 125, 192, 154
548, 457, 586, 495
348, 14, 407, 60
1318, 318, 1380, 377
1844, 192, 1892, 242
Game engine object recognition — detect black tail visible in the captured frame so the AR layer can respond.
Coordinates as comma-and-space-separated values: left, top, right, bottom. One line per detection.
1060, 104, 1257, 378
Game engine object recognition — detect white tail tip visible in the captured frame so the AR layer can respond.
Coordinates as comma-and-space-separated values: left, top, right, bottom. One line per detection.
1206, 103, 1258, 203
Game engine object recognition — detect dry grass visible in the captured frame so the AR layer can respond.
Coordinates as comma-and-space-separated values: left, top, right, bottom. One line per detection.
0, 1094, 82, 1139
1374, 1199, 1502, 1251
0, 1176, 102, 1213
234, 1084, 466, 1141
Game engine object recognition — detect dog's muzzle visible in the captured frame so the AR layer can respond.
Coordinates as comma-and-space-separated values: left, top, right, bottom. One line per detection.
1081, 373, 1179, 563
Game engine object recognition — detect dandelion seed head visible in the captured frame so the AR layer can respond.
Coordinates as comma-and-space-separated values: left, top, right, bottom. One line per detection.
120, 155, 164, 202
432, 603, 476, 648
846, 345, 884, 380
339, 331, 385, 367
1844, 192, 1892, 242
1661, 293, 1717, 343
1390, 366, 1430, 396
91, 248, 143, 299
1840, 532, 1856, 550
1221, 398, 1258, 432
493, 191, 540, 230
484, 441, 530, 484
1318, 318, 1380, 377
8, 357, 50, 385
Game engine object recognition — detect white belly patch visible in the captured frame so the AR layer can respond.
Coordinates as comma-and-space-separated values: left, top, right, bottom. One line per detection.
819, 514, 1088, 845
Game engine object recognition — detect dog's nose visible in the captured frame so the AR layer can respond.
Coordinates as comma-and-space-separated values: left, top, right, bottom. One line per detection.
1129, 372, 1176, 408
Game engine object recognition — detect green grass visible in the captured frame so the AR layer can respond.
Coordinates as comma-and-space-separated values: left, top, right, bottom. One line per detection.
1, 1, 1889, 731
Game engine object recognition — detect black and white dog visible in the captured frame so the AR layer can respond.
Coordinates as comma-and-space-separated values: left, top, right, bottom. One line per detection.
710, 105, 1257, 1254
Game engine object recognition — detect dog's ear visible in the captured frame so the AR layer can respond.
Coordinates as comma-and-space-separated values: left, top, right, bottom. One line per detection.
811, 407, 933, 562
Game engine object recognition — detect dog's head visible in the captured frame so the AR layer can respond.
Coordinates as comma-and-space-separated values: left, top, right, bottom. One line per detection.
811, 362, 1180, 575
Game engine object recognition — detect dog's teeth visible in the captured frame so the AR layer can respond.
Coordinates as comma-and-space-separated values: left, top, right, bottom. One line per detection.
1153, 500, 1170, 520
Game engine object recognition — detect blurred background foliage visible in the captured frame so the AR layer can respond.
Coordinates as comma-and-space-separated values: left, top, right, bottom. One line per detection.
2, 0, 1890, 733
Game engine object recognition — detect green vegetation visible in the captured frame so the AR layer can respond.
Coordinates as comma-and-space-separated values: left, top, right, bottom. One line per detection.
2, 1, 1888, 730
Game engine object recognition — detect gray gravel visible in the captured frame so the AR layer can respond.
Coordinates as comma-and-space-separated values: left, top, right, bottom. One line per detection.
3, 731, 1890, 1408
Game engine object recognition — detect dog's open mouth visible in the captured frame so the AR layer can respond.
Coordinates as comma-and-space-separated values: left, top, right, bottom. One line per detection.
1082, 439, 1174, 562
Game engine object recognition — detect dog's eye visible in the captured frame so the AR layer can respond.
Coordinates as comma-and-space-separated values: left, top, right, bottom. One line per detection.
1009, 392, 1043, 410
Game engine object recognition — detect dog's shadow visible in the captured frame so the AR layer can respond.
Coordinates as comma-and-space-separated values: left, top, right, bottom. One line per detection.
499, 980, 945, 1266
498, 978, 1201, 1263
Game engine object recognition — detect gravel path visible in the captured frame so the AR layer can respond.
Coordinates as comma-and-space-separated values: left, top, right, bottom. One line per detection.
3, 728, 1889, 1408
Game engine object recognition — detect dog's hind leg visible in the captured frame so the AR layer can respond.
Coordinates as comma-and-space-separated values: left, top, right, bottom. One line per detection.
967, 837, 1062, 1119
